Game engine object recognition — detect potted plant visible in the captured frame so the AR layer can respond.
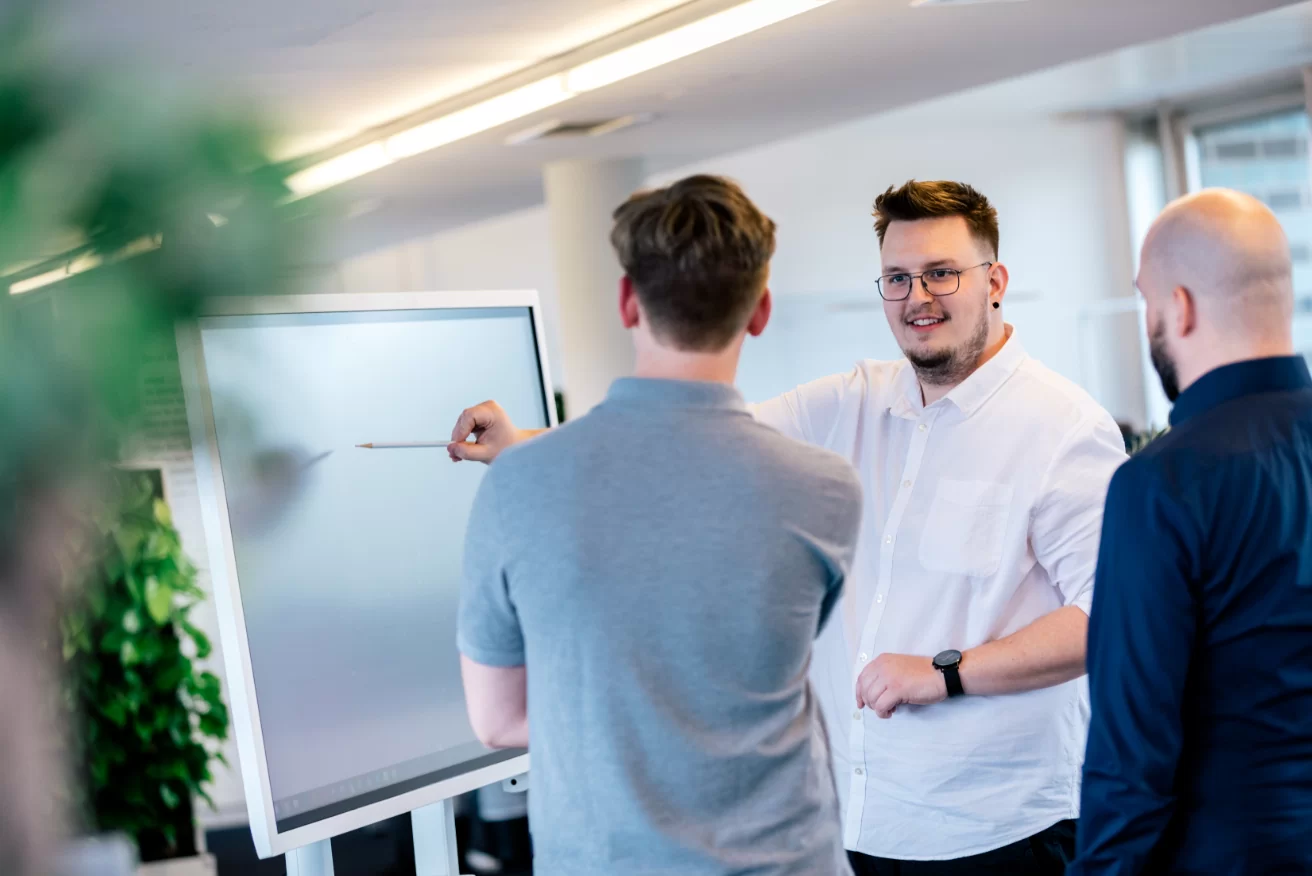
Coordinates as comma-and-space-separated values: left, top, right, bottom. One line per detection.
60, 469, 229, 870
1129, 425, 1169, 455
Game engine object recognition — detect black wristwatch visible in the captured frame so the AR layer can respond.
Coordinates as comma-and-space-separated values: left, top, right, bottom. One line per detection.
933, 649, 965, 698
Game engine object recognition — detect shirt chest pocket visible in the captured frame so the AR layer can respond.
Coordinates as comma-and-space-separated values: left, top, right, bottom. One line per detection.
916, 479, 1014, 579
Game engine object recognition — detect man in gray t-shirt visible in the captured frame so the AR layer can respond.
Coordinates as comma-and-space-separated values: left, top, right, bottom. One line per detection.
454, 175, 862, 876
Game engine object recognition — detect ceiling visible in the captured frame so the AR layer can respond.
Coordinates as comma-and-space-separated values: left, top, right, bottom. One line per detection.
897, 0, 1312, 122
50, 0, 693, 159
50, 0, 1308, 256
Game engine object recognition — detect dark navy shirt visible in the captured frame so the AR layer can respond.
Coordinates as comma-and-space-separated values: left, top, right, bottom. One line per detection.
1072, 357, 1312, 875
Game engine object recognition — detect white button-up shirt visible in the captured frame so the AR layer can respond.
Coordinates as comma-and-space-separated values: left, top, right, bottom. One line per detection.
752, 330, 1126, 860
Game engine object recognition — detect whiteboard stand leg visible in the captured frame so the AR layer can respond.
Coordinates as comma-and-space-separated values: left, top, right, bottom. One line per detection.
413, 797, 462, 876
286, 839, 334, 876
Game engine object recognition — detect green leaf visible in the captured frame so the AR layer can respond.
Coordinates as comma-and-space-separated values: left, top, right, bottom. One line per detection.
134, 635, 164, 665
113, 524, 145, 563
119, 640, 139, 666
160, 781, 181, 813
153, 498, 172, 527
144, 576, 172, 625
101, 698, 128, 727
143, 531, 170, 561
196, 787, 217, 810
199, 712, 226, 740
121, 608, 141, 635
182, 622, 212, 660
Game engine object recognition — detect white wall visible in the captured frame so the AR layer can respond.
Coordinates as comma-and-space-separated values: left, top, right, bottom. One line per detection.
338, 207, 565, 382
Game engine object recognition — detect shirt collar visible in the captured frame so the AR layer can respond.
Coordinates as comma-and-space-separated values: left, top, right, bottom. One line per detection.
1169, 356, 1312, 427
606, 377, 748, 412
887, 326, 1029, 420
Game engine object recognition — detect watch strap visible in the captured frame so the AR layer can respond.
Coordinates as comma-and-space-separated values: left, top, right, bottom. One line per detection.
941, 661, 964, 698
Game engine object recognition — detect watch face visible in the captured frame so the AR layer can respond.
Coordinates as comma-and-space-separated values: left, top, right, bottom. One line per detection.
933, 649, 963, 669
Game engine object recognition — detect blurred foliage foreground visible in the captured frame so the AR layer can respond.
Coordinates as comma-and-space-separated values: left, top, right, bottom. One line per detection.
0, 2, 315, 870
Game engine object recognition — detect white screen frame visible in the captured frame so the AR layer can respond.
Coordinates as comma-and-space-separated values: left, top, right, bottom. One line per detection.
176, 291, 552, 858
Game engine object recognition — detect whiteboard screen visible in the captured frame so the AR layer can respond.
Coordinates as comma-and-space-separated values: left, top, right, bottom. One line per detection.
194, 306, 549, 832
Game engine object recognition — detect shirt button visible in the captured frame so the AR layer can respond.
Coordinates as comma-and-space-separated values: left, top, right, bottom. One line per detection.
903, 480, 912, 488
853, 711, 862, 721
918, 423, 927, 432
876, 594, 883, 604
855, 768, 864, 776
885, 536, 893, 545
859, 653, 868, 663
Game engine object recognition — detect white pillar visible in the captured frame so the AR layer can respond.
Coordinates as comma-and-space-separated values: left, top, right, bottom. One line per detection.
1157, 103, 1188, 203
543, 158, 646, 418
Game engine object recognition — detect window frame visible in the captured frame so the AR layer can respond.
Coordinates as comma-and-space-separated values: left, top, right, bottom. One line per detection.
1178, 89, 1308, 198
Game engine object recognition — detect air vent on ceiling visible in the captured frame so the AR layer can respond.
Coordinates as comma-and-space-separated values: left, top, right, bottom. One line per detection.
911, 0, 1029, 6
505, 114, 654, 145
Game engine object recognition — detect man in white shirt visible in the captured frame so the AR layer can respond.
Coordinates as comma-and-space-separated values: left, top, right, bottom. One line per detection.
448, 179, 1126, 874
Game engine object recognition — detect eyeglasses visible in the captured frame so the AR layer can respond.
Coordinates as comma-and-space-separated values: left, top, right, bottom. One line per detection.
876, 262, 994, 301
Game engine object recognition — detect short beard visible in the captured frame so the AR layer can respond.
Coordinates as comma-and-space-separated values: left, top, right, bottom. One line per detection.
1149, 317, 1181, 402
906, 306, 990, 387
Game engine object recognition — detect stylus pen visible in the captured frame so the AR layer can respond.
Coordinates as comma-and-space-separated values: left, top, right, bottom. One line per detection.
356, 442, 469, 449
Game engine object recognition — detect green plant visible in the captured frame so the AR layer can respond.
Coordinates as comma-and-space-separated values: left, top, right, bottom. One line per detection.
60, 470, 228, 860
1129, 425, 1169, 455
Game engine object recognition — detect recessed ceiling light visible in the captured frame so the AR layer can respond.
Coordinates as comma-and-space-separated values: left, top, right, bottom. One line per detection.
346, 198, 384, 220
506, 114, 656, 144
911, 0, 1029, 6
285, 0, 837, 197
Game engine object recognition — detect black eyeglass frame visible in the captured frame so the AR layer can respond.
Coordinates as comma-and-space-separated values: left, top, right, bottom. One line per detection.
875, 261, 995, 302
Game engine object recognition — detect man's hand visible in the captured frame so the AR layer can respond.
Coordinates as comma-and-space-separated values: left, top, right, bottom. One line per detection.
855, 654, 948, 719
448, 401, 531, 464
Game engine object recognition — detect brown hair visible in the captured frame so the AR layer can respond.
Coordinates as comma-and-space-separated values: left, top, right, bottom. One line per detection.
873, 180, 999, 258
610, 174, 776, 352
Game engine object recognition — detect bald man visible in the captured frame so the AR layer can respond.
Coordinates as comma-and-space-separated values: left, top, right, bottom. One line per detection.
1071, 189, 1312, 874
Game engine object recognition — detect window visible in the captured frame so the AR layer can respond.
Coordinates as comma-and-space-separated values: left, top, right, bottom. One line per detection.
1189, 107, 1312, 299
1187, 105, 1312, 360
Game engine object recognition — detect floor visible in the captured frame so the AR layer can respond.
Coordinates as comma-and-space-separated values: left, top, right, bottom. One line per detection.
207, 814, 532, 876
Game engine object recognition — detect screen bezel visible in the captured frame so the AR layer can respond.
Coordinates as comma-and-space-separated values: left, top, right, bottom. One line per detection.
176, 291, 553, 858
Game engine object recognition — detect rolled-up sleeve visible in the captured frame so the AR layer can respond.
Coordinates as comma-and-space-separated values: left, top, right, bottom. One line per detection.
749, 368, 858, 445
457, 471, 525, 668
1030, 411, 1127, 615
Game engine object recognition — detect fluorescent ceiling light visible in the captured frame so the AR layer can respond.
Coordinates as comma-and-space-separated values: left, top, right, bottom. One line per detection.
285, 0, 836, 196
67, 252, 103, 274
8, 266, 69, 295
386, 76, 574, 159
7, 237, 160, 295
566, 0, 835, 93
287, 143, 392, 199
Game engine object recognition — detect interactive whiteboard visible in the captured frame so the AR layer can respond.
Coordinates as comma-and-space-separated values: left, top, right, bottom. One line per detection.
177, 292, 552, 857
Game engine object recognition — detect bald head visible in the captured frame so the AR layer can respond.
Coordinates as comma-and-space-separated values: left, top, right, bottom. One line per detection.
1139, 188, 1296, 400
1141, 188, 1293, 331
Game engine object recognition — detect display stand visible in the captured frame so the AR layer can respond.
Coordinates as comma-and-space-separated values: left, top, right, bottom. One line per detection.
285, 835, 335, 876
412, 798, 462, 876
284, 797, 464, 876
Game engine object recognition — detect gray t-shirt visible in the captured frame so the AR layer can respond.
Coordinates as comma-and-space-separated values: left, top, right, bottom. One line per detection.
458, 378, 862, 876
